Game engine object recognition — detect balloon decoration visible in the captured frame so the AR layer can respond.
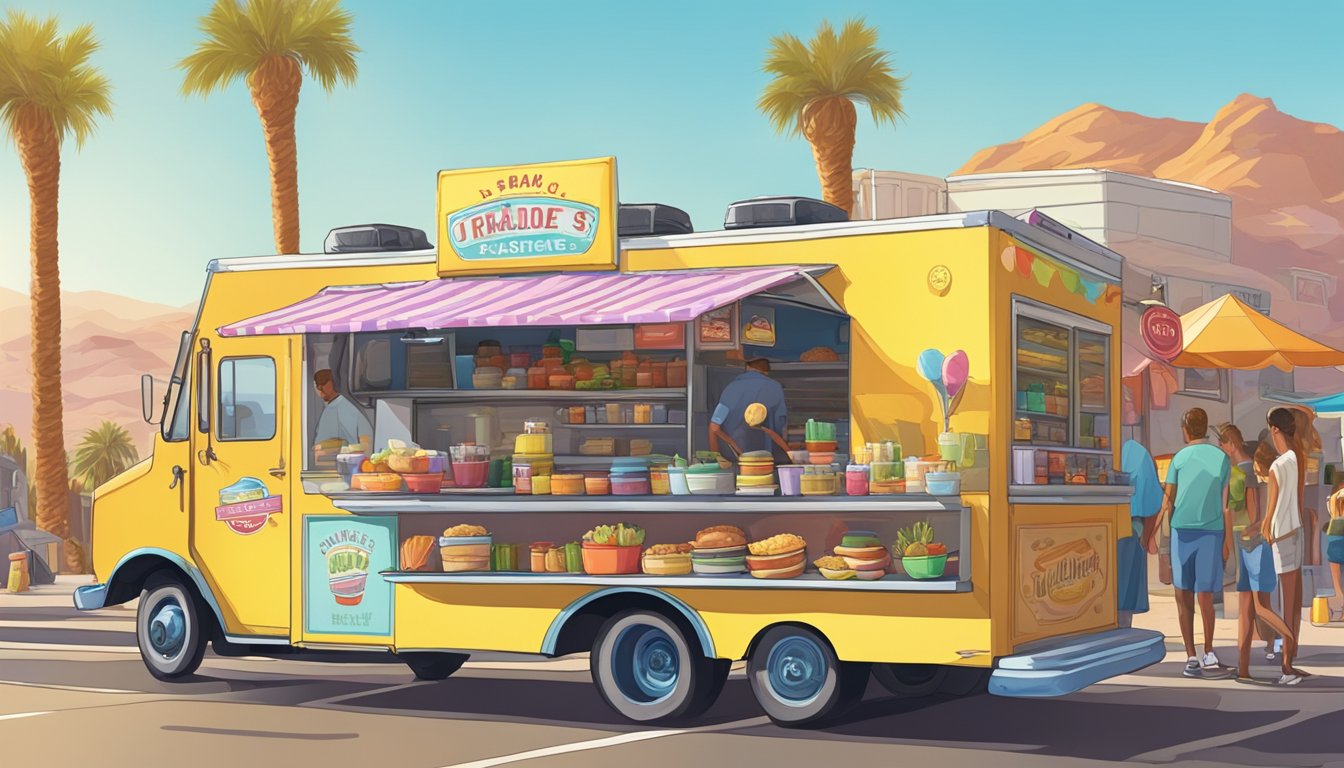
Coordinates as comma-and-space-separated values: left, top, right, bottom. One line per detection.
1001, 244, 1116, 305
918, 348, 970, 432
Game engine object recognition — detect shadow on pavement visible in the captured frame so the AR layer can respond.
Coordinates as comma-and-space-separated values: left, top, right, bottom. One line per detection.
1207, 708, 1344, 766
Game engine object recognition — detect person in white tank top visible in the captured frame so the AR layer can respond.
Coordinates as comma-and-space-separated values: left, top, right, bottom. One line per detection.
1268, 451, 1303, 573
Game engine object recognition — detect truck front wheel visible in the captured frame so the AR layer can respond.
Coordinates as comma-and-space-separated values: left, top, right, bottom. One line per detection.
136, 574, 208, 681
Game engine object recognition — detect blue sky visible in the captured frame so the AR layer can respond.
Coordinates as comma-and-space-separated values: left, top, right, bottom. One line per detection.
2, 0, 1341, 305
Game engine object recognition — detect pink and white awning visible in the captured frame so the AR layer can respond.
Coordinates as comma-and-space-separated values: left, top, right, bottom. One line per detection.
218, 265, 833, 337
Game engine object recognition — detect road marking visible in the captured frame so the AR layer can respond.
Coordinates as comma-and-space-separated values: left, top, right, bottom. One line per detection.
304, 681, 431, 708
436, 716, 771, 768
0, 640, 139, 654
0, 679, 138, 694
0, 711, 51, 722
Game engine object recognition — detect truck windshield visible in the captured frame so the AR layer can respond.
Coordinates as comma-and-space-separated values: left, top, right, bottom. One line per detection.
162, 331, 193, 442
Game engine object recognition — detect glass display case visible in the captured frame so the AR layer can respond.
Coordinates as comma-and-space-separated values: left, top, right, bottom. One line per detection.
1012, 300, 1115, 486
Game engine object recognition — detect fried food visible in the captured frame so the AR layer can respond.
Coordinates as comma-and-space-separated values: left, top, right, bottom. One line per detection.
645, 543, 694, 556
813, 555, 849, 570
442, 524, 489, 538
694, 525, 746, 548
748, 533, 806, 556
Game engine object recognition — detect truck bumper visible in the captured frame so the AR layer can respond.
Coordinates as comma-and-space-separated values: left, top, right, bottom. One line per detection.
989, 628, 1166, 698
73, 583, 108, 611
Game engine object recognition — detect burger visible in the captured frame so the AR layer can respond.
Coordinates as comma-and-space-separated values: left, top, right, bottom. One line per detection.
693, 525, 746, 550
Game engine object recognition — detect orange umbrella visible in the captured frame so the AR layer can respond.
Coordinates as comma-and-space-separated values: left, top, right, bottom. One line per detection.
1170, 294, 1344, 371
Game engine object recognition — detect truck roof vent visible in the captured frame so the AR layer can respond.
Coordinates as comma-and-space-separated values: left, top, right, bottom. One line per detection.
324, 224, 431, 254
724, 196, 847, 230
618, 203, 694, 237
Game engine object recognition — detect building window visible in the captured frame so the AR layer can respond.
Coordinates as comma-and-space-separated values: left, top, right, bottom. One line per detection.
1295, 275, 1327, 306
1179, 368, 1227, 401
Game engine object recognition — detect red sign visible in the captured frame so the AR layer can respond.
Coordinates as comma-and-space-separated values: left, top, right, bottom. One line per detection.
1141, 306, 1183, 362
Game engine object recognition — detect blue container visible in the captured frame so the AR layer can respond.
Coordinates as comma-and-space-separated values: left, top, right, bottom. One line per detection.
454, 355, 475, 389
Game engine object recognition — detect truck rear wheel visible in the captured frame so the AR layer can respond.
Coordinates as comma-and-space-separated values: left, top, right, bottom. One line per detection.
401, 651, 469, 681
591, 610, 725, 723
872, 663, 947, 698
748, 625, 868, 727
136, 574, 208, 681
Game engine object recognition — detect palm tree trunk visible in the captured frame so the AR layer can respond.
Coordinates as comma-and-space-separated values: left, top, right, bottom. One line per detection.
15, 106, 75, 570
802, 96, 858, 217
248, 55, 303, 254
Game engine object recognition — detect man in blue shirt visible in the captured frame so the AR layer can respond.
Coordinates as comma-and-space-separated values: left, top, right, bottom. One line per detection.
1160, 407, 1232, 678
1119, 440, 1162, 627
709, 359, 788, 460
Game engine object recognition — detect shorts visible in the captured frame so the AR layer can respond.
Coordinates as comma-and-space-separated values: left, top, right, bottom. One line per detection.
1327, 534, 1344, 566
1171, 529, 1224, 593
1272, 529, 1303, 574
1236, 541, 1276, 593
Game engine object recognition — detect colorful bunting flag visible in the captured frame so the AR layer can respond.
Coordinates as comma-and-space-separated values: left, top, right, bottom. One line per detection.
1001, 241, 1116, 305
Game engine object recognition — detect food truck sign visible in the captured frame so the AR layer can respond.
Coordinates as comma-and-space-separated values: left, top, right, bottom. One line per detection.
437, 157, 618, 276
1015, 524, 1110, 640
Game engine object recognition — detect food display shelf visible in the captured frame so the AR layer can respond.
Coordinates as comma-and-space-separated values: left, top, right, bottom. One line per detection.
359, 388, 687, 401
331, 495, 964, 515
1015, 364, 1068, 378
555, 423, 685, 430
381, 570, 968, 592
769, 362, 849, 372
1017, 410, 1067, 421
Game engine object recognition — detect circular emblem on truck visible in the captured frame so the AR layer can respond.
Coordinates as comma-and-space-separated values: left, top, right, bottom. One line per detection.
1140, 305, 1183, 362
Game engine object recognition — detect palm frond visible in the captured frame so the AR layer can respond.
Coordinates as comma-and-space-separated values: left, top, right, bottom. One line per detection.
180, 0, 358, 97
756, 16, 906, 135
70, 421, 138, 489
0, 11, 112, 147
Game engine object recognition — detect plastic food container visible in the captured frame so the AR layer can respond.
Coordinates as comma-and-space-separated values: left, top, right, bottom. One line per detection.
777, 465, 805, 496
611, 475, 652, 495
642, 552, 692, 576
845, 465, 870, 496
584, 476, 611, 495
633, 404, 653, 424
531, 475, 552, 495
451, 460, 489, 489
529, 542, 553, 572
925, 471, 961, 496
687, 472, 733, 495
472, 367, 503, 390
582, 543, 641, 575
351, 472, 403, 492
808, 451, 835, 465
403, 473, 444, 493
805, 440, 837, 453
551, 473, 585, 495
549, 374, 575, 390
668, 467, 690, 495
649, 468, 670, 495
800, 471, 836, 496
514, 433, 553, 455
336, 452, 366, 482
439, 535, 492, 572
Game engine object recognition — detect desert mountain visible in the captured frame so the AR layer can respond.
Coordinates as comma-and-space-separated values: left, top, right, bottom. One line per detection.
956, 94, 1344, 314
0, 287, 194, 453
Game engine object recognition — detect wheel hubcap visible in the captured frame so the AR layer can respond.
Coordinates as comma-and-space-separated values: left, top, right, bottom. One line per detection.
767, 636, 826, 704
148, 599, 186, 659
613, 625, 680, 704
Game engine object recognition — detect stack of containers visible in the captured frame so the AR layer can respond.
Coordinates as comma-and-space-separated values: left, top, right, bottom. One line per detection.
736, 450, 777, 495
512, 420, 554, 494
609, 458, 652, 495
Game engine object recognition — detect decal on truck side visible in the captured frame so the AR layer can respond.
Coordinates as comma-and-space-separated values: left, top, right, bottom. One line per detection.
215, 477, 281, 535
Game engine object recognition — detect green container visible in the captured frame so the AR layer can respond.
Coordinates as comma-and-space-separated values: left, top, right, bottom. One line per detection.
563, 542, 583, 573
491, 543, 518, 571
902, 554, 948, 580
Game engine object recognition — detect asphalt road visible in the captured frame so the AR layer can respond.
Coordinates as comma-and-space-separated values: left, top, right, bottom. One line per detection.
3, 582, 1344, 768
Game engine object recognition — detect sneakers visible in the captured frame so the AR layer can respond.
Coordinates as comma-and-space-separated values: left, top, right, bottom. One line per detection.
1277, 673, 1302, 686
1200, 651, 1222, 669
1183, 657, 1204, 678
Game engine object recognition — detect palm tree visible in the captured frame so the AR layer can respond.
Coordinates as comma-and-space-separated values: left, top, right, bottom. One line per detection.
180, 0, 358, 254
757, 18, 906, 216
70, 421, 139, 491
0, 13, 112, 572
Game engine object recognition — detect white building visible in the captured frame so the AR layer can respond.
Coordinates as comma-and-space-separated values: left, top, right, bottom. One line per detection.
853, 167, 1343, 458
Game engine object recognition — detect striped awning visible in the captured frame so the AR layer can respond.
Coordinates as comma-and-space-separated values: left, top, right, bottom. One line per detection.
218, 265, 834, 337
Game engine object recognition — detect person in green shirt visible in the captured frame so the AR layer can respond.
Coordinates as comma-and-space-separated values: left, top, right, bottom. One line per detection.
1159, 408, 1231, 678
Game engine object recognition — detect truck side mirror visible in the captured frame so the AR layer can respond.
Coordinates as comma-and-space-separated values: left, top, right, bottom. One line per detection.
141, 374, 155, 424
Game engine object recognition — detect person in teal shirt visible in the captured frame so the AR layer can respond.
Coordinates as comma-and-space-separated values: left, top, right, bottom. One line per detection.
1160, 408, 1231, 678
1118, 440, 1162, 626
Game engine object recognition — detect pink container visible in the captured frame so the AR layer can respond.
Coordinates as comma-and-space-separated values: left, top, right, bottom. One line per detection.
513, 463, 533, 494
452, 460, 489, 489
777, 465, 805, 496
611, 476, 652, 495
845, 465, 870, 496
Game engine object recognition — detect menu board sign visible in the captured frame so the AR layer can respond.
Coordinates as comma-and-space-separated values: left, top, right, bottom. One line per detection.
437, 157, 618, 276
304, 516, 395, 637
1014, 523, 1109, 641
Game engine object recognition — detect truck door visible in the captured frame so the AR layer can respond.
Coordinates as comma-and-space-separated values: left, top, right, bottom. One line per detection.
191, 335, 292, 635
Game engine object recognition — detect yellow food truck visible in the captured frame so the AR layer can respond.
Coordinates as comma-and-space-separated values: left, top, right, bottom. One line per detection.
77, 157, 1163, 726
